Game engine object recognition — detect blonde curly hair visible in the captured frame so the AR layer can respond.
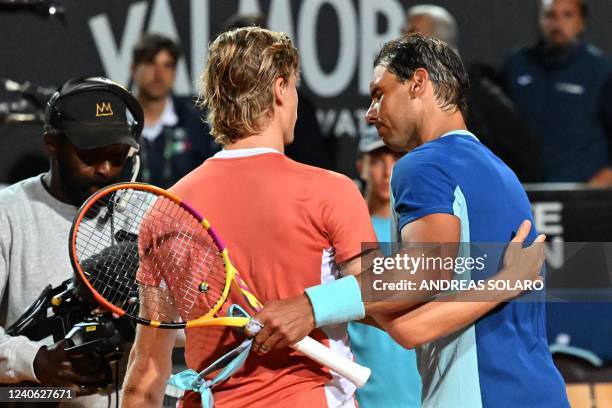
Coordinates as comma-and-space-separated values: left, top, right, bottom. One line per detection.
199, 27, 299, 146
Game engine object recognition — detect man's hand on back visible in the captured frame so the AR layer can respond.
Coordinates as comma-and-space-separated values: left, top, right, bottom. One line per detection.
497, 220, 546, 298
252, 295, 315, 354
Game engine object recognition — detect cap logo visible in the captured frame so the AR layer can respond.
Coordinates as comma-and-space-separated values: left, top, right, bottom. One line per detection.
96, 102, 113, 117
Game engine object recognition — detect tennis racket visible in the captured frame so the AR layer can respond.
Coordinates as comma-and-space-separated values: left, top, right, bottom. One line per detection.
69, 182, 371, 387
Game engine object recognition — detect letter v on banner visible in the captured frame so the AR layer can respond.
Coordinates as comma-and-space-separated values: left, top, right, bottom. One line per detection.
190, 0, 210, 89
146, 0, 192, 94
89, 1, 148, 87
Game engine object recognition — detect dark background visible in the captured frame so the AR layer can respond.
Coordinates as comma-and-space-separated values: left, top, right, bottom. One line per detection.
1, 0, 612, 180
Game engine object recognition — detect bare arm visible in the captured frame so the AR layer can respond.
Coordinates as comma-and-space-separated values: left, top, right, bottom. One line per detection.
252, 218, 543, 351
341, 213, 460, 316
376, 293, 504, 349
374, 219, 545, 349
121, 326, 176, 407
121, 288, 177, 408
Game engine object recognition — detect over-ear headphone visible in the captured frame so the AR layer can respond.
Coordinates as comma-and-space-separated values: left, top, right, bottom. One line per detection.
44, 77, 144, 182
44, 77, 144, 140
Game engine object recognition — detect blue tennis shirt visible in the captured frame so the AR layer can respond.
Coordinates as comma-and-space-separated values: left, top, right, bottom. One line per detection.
390, 131, 569, 407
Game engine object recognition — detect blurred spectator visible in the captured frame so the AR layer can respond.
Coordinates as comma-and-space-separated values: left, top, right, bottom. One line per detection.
131, 33, 217, 188
402, 5, 458, 52
221, 14, 335, 170
348, 126, 421, 408
404, 5, 542, 182
502, 0, 612, 185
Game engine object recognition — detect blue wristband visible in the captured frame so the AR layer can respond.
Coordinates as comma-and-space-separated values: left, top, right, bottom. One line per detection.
304, 275, 365, 327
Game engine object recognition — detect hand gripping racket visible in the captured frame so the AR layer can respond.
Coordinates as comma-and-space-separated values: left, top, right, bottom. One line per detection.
69, 182, 371, 387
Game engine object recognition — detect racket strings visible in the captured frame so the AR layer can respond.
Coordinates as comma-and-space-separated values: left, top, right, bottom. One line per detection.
74, 188, 228, 324
138, 200, 226, 320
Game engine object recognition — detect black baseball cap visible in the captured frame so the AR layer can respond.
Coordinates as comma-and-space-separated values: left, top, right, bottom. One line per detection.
45, 78, 140, 150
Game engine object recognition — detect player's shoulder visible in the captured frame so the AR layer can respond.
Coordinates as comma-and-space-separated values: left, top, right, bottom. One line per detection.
283, 156, 350, 183
301, 162, 358, 192
392, 138, 472, 190
169, 160, 209, 192
397, 139, 454, 171
283, 157, 362, 202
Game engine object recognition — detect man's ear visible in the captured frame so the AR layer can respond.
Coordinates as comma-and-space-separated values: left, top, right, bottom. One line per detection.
410, 68, 429, 98
274, 76, 288, 106
43, 132, 60, 157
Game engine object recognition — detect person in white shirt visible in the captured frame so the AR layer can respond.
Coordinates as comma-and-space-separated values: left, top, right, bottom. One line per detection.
0, 77, 143, 407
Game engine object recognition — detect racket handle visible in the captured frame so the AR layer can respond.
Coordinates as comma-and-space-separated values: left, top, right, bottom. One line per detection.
291, 336, 371, 388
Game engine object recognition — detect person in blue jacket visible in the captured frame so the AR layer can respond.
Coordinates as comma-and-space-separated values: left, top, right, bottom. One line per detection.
503, 0, 612, 369
502, 0, 612, 185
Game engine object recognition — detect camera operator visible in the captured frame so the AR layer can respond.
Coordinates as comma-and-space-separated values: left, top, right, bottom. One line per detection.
0, 77, 143, 406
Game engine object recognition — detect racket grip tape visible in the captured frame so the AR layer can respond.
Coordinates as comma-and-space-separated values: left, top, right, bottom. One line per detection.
291, 336, 371, 388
